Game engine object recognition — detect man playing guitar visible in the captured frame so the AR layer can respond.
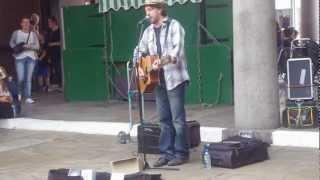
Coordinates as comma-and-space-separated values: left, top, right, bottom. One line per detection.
135, 0, 190, 167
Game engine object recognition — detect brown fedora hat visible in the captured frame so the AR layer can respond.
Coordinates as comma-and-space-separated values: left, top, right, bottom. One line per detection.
144, 0, 165, 5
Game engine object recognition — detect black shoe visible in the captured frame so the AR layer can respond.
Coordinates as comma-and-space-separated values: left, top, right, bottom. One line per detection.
153, 157, 169, 167
167, 157, 188, 166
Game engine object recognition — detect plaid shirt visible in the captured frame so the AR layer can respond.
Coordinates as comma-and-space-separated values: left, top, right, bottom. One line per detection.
134, 17, 190, 91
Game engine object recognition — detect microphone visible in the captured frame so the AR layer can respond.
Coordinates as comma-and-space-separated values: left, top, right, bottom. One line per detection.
138, 16, 150, 24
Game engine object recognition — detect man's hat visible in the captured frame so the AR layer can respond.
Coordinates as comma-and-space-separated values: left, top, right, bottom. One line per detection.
144, 0, 166, 5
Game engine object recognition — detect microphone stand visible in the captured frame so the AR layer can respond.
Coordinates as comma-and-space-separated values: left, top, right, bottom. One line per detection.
135, 21, 150, 170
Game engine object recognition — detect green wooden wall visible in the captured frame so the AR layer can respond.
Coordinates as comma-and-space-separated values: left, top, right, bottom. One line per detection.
108, 8, 145, 62
63, 5, 106, 49
199, 0, 233, 104
63, 48, 109, 101
63, 5, 109, 101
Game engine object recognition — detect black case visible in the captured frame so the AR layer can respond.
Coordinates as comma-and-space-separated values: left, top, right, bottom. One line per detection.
48, 169, 83, 180
48, 169, 160, 180
138, 120, 201, 154
206, 136, 269, 169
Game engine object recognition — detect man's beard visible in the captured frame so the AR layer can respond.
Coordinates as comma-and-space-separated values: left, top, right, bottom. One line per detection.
150, 17, 161, 25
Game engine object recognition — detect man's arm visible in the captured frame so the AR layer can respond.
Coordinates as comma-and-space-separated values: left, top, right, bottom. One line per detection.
48, 30, 61, 47
133, 28, 149, 65
167, 21, 185, 63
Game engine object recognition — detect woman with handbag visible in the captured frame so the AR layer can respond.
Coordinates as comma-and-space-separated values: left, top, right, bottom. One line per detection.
9, 17, 40, 104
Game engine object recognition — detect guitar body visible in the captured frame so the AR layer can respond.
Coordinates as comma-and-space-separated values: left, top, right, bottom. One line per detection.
138, 55, 160, 93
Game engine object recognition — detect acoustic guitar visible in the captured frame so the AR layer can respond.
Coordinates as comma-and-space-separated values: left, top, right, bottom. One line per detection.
137, 55, 173, 93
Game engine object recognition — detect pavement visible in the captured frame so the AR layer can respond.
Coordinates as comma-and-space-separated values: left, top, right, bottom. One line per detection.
0, 129, 318, 180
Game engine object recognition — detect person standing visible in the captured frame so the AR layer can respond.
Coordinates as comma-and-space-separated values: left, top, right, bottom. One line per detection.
9, 17, 40, 104
36, 32, 50, 92
135, 0, 190, 167
47, 16, 62, 90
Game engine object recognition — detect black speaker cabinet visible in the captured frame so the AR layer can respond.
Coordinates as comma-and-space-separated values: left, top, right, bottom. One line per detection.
287, 58, 313, 100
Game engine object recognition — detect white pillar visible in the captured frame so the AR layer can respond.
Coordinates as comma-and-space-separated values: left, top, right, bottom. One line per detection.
233, 0, 280, 129
300, 0, 319, 42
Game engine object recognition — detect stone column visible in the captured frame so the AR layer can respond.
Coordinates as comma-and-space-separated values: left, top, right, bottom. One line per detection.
300, 0, 319, 42
233, 0, 280, 129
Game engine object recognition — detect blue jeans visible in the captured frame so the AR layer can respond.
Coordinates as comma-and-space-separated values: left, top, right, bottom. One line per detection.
15, 56, 36, 98
156, 81, 189, 160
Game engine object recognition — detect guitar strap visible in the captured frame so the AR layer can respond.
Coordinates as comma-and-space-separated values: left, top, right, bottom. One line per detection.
164, 17, 172, 52
158, 18, 172, 86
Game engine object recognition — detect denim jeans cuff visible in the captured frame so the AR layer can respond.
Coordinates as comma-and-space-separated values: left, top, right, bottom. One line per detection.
160, 153, 175, 161
174, 152, 189, 160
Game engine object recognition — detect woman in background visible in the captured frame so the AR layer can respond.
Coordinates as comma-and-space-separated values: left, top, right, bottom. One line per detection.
9, 16, 40, 104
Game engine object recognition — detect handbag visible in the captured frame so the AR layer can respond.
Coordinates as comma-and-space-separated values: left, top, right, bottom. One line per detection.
12, 31, 31, 54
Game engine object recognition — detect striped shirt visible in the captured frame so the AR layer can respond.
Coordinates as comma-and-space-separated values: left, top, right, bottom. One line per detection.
134, 17, 190, 91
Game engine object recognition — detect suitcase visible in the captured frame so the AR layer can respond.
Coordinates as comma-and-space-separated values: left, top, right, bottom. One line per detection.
205, 136, 269, 169
138, 120, 201, 154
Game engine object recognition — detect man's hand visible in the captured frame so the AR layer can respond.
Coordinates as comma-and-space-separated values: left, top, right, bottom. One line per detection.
164, 56, 177, 64
152, 58, 161, 70
169, 56, 177, 64
152, 56, 177, 70
137, 67, 145, 80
